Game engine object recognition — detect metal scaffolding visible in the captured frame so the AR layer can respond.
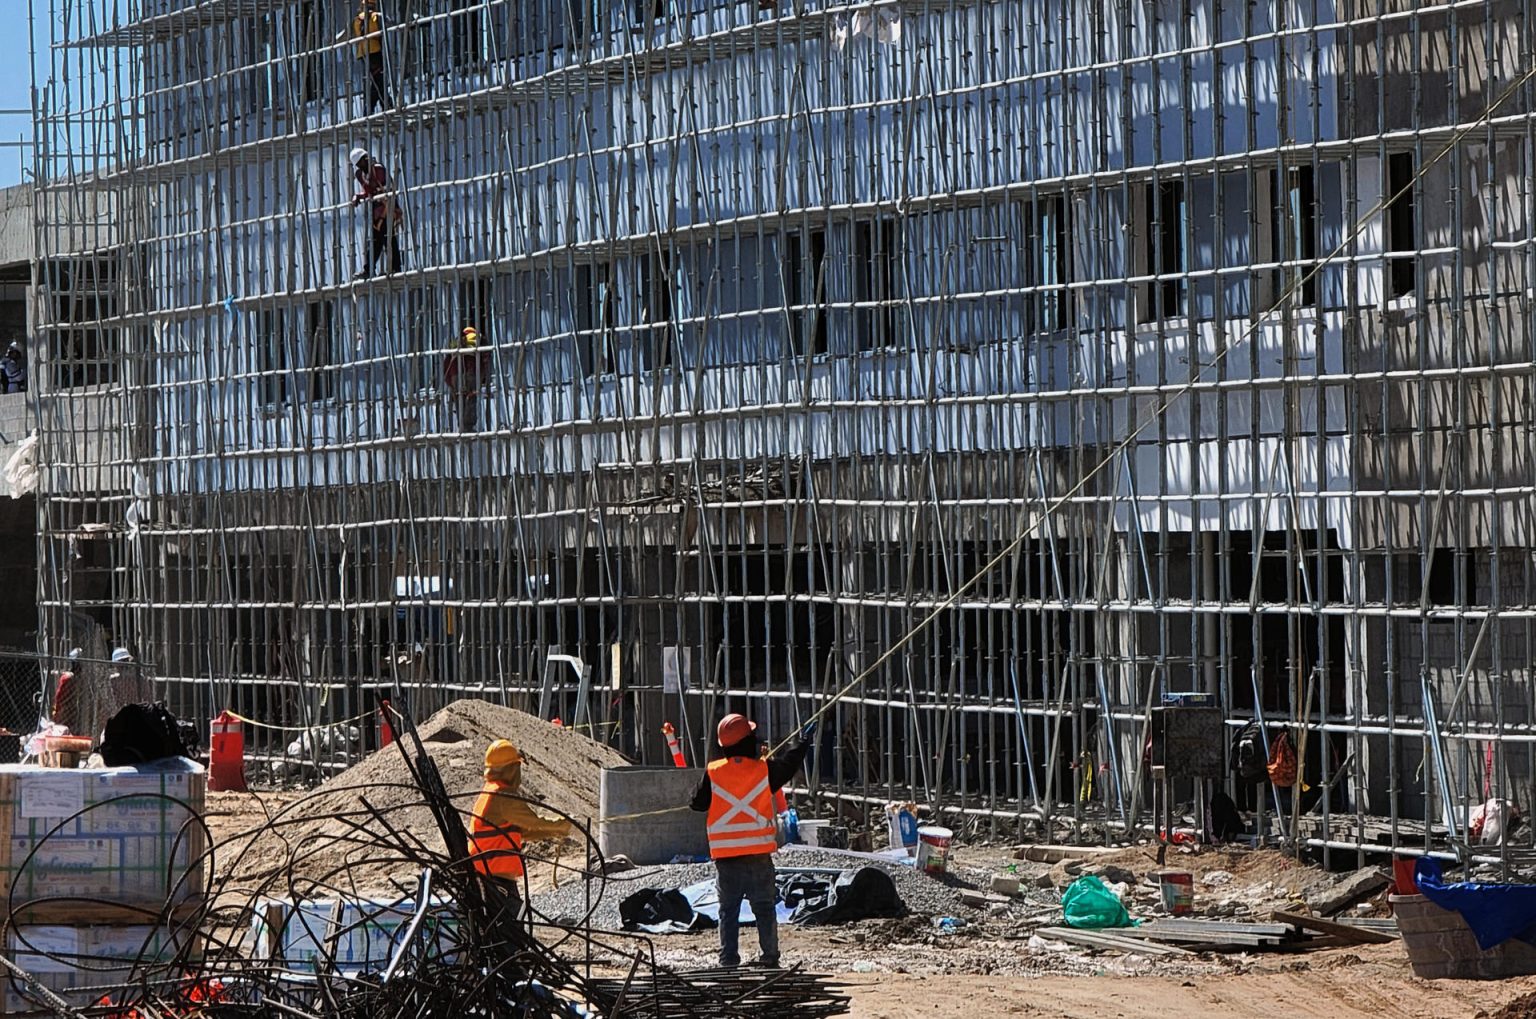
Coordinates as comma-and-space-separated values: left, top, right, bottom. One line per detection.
26, 0, 1536, 862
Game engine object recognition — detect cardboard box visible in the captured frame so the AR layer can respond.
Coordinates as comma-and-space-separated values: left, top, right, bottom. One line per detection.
253, 894, 459, 976
1, 923, 190, 1013
0, 759, 205, 921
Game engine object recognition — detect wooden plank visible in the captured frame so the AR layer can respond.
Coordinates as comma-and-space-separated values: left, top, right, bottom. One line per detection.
1145, 919, 1294, 937
1035, 927, 1193, 956
1116, 926, 1280, 948
1012, 844, 1119, 864
1337, 917, 1400, 932
1272, 910, 1398, 944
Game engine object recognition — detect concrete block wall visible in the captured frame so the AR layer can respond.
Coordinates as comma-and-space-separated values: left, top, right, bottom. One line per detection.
0, 185, 32, 270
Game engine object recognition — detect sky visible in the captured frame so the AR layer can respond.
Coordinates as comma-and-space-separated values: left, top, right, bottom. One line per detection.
0, 7, 50, 188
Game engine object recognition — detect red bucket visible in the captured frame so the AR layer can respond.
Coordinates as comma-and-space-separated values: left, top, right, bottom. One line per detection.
1393, 857, 1419, 895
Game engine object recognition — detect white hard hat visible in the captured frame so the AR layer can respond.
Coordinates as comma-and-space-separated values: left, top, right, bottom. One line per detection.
111, 647, 131, 663
349, 147, 369, 166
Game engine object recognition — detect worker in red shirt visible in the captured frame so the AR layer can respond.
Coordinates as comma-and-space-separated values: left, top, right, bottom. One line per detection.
50, 648, 83, 733
349, 147, 403, 278
443, 326, 491, 431
689, 713, 812, 968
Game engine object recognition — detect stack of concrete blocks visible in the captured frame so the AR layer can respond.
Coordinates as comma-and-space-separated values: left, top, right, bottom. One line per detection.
0, 759, 206, 1012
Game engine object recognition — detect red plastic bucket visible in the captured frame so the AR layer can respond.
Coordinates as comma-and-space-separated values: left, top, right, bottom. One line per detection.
1157, 870, 1194, 915
1393, 857, 1419, 895
208, 710, 248, 792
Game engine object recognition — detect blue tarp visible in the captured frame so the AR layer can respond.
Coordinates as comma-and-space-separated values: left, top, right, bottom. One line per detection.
678, 878, 795, 926
1415, 857, 1536, 950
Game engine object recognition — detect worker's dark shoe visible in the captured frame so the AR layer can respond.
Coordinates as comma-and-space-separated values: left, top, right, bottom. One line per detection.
750, 956, 780, 969
354, 269, 370, 280
718, 955, 740, 968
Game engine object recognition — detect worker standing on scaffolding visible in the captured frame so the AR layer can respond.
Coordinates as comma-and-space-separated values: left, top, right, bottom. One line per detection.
444, 326, 491, 432
350, 0, 391, 112
350, 148, 403, 278
2, 343, 26, 393
689, 713, 812, 969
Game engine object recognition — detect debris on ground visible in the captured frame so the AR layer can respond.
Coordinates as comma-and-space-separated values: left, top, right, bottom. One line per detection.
190, 734, 1461, 997
4, 708, 852, 1018
1304, 866, 1391, 916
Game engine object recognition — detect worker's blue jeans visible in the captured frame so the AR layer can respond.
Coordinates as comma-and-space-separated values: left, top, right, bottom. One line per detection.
714, 853, 778, 967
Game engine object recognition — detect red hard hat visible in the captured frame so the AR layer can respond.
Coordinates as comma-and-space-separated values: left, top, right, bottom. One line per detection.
716, 713, 756, 747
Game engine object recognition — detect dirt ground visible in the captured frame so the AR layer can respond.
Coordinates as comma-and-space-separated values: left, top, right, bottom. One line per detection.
540, 841, 1536, 1018
836, 950, 1536, 1018
624, 924, 1534, 1018
206, 741, 1536, 1019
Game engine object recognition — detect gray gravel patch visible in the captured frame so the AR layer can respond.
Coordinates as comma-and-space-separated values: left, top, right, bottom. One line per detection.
531, 848, 998, 931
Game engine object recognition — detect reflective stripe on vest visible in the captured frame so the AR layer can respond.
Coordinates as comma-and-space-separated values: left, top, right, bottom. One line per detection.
469, 787, 526, 879
705, 757, 777, 859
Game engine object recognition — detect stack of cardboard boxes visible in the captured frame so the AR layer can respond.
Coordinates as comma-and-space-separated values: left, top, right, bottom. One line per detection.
0, 758, 206, 1012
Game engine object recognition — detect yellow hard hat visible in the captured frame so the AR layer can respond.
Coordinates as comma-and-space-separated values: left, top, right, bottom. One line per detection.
461, 326, 479, 347
484, 739, 523, 770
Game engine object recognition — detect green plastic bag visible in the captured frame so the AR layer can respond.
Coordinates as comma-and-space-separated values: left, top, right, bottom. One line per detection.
1061, 875, 1133, 929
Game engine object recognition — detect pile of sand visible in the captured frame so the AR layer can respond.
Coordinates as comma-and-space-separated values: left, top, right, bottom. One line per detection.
1484, 992, 1536, 1019
210, 699, 630, 894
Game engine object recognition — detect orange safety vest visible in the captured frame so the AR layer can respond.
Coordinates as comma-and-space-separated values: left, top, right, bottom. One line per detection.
469, 785, 526, 879
705, 757, 777, 860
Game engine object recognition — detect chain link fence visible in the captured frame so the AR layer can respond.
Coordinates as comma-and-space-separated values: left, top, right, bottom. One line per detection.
0, 649, 42, 751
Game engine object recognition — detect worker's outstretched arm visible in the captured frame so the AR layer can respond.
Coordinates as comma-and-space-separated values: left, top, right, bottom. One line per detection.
767, 738, 811, 792
689, 773, 712, 812
502, 799, 572, 842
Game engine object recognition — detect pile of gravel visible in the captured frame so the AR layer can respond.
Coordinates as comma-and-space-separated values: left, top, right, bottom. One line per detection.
531, 847, 989, 930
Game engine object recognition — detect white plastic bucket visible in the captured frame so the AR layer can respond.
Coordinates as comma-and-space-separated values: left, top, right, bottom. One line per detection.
886, 802, 919, 854
915, 825, 953, 875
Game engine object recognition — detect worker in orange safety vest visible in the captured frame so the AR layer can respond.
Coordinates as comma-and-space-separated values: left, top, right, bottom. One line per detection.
688, 713, 812, 968
467, 740, 572, 916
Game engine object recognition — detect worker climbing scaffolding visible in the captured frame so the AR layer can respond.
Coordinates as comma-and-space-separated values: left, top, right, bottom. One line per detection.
350, 147, 404, 278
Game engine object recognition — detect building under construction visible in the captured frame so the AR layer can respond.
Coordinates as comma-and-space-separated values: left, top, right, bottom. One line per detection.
25, 0, 1536, 858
